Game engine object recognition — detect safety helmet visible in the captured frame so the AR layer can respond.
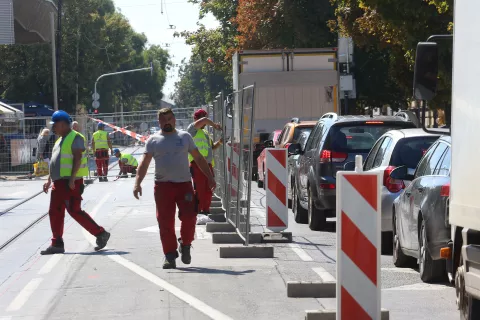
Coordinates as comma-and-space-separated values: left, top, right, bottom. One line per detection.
50, 110, 72, 124
97, 122, 105, 129
113, 148, 120, 154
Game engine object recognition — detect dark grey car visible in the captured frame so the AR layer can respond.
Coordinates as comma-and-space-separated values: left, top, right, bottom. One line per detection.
391, 136, 451, 283
290, 113, 416, 231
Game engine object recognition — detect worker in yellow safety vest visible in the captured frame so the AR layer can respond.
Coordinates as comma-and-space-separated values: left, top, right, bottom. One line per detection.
113, 148, 138, 178
40, 110, 110, 255
92, 122, 113, 182
187, 109, 223, 215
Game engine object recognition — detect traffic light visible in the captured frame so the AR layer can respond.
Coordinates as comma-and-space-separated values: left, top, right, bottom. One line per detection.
94, 109, 98, 114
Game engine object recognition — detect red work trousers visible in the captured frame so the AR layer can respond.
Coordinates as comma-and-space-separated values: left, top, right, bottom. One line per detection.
154, 182, 196, 255
95, 149, 109, 176
119, 162, 136, 174
48, 179, 105, 247
190, 161, 213, 213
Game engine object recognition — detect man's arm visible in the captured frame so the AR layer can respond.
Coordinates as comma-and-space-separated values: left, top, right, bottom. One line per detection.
212, 139, 223, 151
71, 148, 83, 178
135, 153, 152, 187
107, 135, 113, 152
91, 140, 96, 152
193, 117, 220, 130
190, 149, 213, 179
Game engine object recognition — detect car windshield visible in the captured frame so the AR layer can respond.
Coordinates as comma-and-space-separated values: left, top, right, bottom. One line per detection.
326, 123, 415, 153
293, 127, 313, 143
390, 136, 439, 169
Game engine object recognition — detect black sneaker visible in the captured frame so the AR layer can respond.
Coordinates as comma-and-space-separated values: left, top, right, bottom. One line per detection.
104, 177, 109, 182
163, 251, 179, 269
94, 231, 111, 251
40, 245, 65, 255
99, 177, 105, 182
178, 238, 192, 264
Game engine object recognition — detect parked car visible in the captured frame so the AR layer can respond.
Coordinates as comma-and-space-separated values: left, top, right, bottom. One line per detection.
288, 131, 311, 210
256, 130, 282, 188
362, 128, 441, 253
391, 136, 451, 283
289, 113, 417, 231
275, 118, 316, 149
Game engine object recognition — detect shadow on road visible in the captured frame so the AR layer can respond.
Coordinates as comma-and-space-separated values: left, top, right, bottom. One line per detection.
175, 267, 255, 276
65, 249, 130, 256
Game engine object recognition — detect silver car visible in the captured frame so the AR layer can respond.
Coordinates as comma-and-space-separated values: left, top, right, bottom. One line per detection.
363, 128, 441, 254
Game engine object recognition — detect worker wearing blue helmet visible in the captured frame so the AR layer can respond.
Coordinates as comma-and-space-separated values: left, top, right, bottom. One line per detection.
113, 148, 138, 178
41, 110, 110, 255
92, 121, 113, 181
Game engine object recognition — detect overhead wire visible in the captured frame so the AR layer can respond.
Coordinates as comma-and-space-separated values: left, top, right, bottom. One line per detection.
83, 34, 113, 68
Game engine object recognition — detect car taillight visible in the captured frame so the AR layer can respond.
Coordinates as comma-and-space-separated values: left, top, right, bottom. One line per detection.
319, 183, 336, 189
320, 150, 348, 163
441, 182, 450, 197
284, 143, 291, 150
383, 166, 405, 193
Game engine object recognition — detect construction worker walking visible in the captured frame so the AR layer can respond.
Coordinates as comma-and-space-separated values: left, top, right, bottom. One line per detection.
113, 148, 138, 178
41, 111, 110, 255
92, 122, 113, 182
134, 108, 215, 269
187, 109, 222, 215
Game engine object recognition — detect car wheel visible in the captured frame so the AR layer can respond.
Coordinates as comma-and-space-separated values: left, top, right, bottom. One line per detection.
419, 219, 446, 283
257, 177, 263, 189
307, 186, 326, 231
262, 171, 266, 190
392, 210, 415, 267
293, 184, 308, 224
381, 231, 393, 255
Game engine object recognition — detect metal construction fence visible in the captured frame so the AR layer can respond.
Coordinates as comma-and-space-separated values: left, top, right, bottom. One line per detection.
210, 85, 256, 245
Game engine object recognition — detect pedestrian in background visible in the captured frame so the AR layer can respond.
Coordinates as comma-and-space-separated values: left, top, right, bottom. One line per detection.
41, 110, 110, 255
37, 128, 56, 164
134, 108, 215, 269
187, 109, 223, 215
72, 121, 80, 132
92, 122, 113, 182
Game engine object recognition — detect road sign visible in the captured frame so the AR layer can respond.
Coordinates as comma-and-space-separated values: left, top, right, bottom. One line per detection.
92, 92, 100, 100
265, 148, 288, 232
150, 61, 154, 76
337, 155, 381, 320
92, 100, 100, 109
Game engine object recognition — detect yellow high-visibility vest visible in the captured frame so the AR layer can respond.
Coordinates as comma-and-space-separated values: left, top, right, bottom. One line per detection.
56, 130, 88, 178
120, 153, 138, 167
93, 130, 109, 150
188, 129, 215, 167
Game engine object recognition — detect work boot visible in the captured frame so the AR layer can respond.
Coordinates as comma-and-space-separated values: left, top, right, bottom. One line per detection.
104, 176, 109, 182
178, 238, 192, 265
94, 231, 111, 251
163, 251, 179, 269
40, 245, 65, 255
99, 177, 105, 182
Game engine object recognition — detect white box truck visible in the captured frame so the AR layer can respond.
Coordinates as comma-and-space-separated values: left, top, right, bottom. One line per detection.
230, 48, 339, 144
413, 0, 480, 318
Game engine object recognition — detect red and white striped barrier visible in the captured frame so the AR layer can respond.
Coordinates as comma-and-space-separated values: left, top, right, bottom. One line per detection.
89, 117, 150, 143
227, 142, 240, 198
265, 148, 288, 232
337, 155, 381, 320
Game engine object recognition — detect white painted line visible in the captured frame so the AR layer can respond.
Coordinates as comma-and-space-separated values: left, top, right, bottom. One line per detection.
108, 254, 234, 320
91, 193, 113, 216
289, 243, 313, 261
381, 267, 417, 274
0, 316, 12, 320
37, 254, 63, 275
384, 283, 451, 291
6, 278, 43, 312
312, 267, 336, 283
136, 225, 159, 233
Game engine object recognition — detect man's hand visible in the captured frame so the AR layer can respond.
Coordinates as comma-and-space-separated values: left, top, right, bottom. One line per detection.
110, 149, 114, 156
43, 179, 51, 194
133, 184, 142, 199
213, 123, 222, 131
68, 177, 75, 190
208, 176, 216, 192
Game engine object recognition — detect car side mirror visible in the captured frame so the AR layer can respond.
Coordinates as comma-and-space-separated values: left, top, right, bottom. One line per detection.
390, 165, 408, 180
413, 42, 438, 101
288, 143, 301, 156
343, 161, 355, 171
264, 140, 274, 148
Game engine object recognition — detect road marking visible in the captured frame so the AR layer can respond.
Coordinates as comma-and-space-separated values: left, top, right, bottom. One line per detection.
91, 193, 113, 216
384, 283, 451, 291
137, 225, 159, 233
37, 254, 63, 275
312, 267, 336, 282
0, 316, 12, 320
6, 278, 43, 312
381, 267, 418, 274
289, 243, 313, 261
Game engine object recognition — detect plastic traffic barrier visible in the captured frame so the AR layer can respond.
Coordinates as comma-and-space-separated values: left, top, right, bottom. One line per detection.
265, 148, 288, 232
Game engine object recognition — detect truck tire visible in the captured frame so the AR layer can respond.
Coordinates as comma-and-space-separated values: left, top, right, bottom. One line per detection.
457, 255, 480, 320
308, 187, 326, 231
381, 231, 393, 255
293, 184, 307, 224
257, 178, 263, 189
393, 210, 416, 267
419, 219, 446, 282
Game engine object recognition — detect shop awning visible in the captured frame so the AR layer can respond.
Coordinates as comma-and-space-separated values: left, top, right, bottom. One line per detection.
0, 102, 24, 122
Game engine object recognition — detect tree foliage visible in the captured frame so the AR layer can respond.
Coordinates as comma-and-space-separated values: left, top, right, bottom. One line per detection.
0, 0, 170, 114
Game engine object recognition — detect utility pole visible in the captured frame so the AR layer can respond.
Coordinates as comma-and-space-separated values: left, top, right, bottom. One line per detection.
57, 0, 62, 106
50, 12, 58, 111
75, 30, 80, 107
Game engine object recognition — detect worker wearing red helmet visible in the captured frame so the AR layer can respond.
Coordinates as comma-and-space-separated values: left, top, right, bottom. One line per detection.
187, 109, 223, 215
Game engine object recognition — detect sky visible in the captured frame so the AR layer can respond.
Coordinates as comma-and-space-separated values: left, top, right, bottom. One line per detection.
113, 0, 220, 104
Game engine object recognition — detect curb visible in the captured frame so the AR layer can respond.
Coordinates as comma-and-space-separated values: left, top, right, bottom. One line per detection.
219, 246, 274, 258
287, 281, 336, 298
305, 309, 390, 320
212, 232, 263, 244
208, 213, 226, 222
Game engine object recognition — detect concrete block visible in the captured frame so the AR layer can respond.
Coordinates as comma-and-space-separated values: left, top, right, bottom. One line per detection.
262, 232, 292, 243
206, 222, 235, 233
305, 309, 389, 320
287, 281, 336, 298
84, 178, 94, 185
210, 207, 226, 214
212, 232, 263, 244
219, 246, 274, 258
208, 213, 226, 222
212, 195, 221, 201
210, 201, 223, 208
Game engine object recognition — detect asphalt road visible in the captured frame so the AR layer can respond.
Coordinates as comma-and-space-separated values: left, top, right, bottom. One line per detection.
0, 147, 459, 320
